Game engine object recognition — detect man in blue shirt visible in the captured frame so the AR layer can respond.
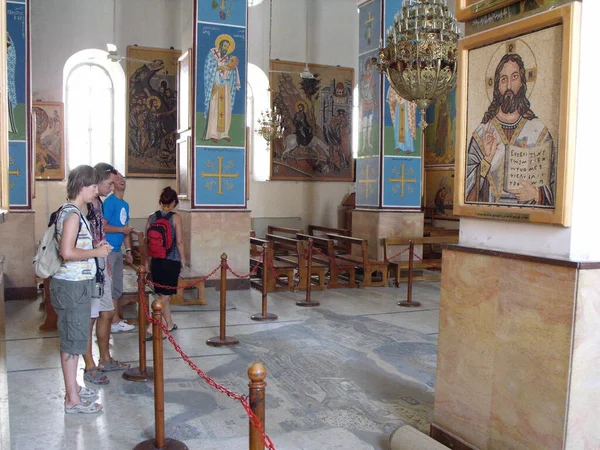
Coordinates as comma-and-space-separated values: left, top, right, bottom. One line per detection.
103, 172, 136, 333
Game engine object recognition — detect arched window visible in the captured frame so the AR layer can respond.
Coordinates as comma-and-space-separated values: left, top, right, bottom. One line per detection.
63, 49, 125, 171
247, 63, 270, 181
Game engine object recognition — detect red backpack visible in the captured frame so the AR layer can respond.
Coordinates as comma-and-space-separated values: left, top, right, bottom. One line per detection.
147, 211, 175, 259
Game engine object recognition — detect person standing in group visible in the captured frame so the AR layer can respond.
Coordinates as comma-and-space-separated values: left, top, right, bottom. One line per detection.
82, 163, 130, 386
103, 172, 136, 333
145, 186, 186, 339
50, 165, 112, 414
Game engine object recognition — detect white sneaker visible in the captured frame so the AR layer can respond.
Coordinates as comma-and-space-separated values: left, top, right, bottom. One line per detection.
111, 320, 135, 333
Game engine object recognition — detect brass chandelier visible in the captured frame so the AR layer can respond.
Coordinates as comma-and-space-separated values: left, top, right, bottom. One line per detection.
374, 0, 460, 128
255, 0, 285, 145
256, 100, 284, 143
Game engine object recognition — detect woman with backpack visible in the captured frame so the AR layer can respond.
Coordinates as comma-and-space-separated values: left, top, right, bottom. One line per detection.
145, 186, 187, 339
50, 165, 113, 414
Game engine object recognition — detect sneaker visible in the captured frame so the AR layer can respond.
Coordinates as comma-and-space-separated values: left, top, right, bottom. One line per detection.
111, 320, 135, 333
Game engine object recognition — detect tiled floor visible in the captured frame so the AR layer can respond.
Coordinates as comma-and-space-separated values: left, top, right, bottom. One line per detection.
0, 282, 442, 450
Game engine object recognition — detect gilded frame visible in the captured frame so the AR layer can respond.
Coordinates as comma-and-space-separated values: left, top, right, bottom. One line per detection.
454, 3, 580, 226
455, 0, 521, 22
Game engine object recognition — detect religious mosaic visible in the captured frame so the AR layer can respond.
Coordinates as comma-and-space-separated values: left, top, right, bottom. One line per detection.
269, 60, 354, 181
7, 0, 29, 207
125, 46, 181, 178
382, 156, 421, 208
425, 167, 456, 220
196, 23, 246, 149
195, 147, 245, 206
425, 89, 456, 166
455, 4, 579, 225
32, 101, 65, 180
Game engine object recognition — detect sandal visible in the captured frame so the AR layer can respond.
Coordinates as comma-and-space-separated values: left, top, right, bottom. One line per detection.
83, 367, 110, 385
98, 358, 130, 372
78, 386, 98, 398
64, 400, 103, 414
145, 332, 167, 342
168, 324, 178, 332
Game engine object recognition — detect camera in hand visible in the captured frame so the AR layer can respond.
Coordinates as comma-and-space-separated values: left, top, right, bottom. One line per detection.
92, 258, 105, 299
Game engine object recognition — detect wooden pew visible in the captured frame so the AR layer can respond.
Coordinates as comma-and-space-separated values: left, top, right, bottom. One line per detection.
383, 235, 459, 287
266, 234, 328, 290
296, 233, 356, 288
325, 233, 387, 288
308, 225, 351, 253
250, 236, 296, 292
266, 226, 302, 238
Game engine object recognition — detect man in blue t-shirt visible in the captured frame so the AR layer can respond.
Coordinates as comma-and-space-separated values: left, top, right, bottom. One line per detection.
103, 172, 136, 333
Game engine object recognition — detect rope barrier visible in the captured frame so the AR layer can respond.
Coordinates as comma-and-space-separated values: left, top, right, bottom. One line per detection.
138, 287, 276, 450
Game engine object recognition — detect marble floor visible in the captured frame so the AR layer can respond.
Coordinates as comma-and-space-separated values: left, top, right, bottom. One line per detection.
0, 281, 442, 450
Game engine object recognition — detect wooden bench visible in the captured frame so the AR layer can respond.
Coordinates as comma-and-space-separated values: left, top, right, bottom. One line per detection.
383, 235, 459, 287
265, 234, 328, 290
266, 225, 302, 238
325, 233, 387, 288
171, 268, 206, 305
308, 225, 351, 253
296, 233, 356, 288
250, 236, 296, 292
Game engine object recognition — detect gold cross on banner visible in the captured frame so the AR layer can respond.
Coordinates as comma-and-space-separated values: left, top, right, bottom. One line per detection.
365, 11, 374, 26
388, 164, 416, 198
201, 156, 238, 195
358, 164, 377, 199
9, 169, 20, 176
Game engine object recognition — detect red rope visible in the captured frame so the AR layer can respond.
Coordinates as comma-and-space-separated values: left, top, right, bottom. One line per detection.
145, 250, 269, 290
408, 249, 442, 271
140, 297, 276, 450
227, 251, 265, 279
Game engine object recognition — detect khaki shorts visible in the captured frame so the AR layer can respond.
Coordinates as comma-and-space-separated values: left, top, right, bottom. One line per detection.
107, 251, 124, 300
50, 277, 93, 355
90, 275, 114, 318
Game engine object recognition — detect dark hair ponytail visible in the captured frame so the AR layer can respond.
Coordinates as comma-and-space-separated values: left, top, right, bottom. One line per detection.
159, 186, 179, 207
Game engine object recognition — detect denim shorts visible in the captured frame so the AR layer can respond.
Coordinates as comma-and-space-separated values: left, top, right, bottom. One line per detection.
50, 277, 94, 355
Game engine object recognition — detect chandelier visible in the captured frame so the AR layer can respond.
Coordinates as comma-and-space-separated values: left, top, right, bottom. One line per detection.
374, 0, 460, 128
256, 102, 284, 143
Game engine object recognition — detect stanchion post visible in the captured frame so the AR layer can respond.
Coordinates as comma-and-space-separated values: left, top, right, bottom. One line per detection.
252, 244, 277, 321
134, 300, 188, 450
248, 362, 267, 450
297, 239, 319, 307
398, 240, 421, 307
124, 266, 154, 382
207, 253, 239, 347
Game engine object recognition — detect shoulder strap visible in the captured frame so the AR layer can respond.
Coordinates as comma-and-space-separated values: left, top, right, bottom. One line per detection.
155, 211, 162, 220
166, 212, 175, 220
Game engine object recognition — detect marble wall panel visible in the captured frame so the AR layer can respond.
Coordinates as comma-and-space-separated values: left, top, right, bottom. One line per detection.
187, 211, 250, 279
0, 212, 35, 289
565, 269, 600, 449
434, 248, 577, 449
352, 210, 423, 259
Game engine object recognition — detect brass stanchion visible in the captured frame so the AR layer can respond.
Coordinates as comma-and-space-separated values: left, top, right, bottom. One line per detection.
248, 362, 267, 450
252, 244, 277, 321
207, 253, 239, 347
135, 300, 188, 450
398, 241, 421, 307
124, 266, 154, 382
297, 239, 319, 307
